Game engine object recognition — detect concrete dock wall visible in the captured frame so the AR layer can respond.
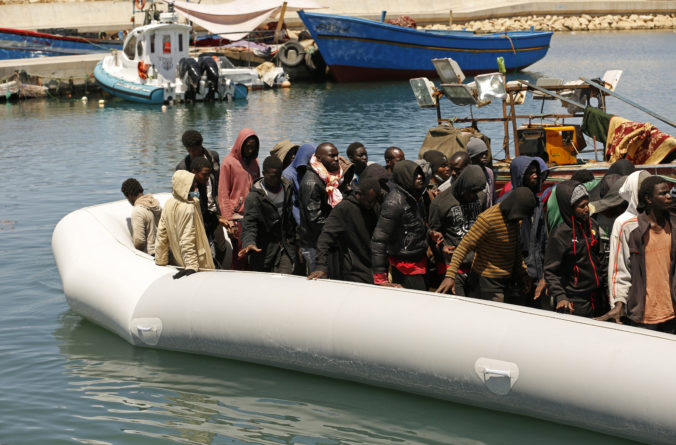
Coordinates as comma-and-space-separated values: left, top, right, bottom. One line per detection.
0, 0, 674, 32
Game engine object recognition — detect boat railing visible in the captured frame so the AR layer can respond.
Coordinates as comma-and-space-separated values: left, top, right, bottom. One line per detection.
431, 82, 606, 160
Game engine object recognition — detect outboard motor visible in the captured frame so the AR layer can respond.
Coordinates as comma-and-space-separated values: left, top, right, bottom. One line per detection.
177, 57, 201, 101
199, 56, 220, 102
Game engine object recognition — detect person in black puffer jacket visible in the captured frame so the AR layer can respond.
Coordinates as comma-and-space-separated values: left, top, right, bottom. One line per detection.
239, 156, 297, 273
372, 160, 442, 290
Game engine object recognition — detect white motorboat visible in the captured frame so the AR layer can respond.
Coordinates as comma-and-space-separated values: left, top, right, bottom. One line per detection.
52, 194, 676, 444
94, 8, 288, 104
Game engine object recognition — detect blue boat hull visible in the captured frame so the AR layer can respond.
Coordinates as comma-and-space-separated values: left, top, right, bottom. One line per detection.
0, 28, 121, 60
298, 11, 553, 82
94, 61, 165, 105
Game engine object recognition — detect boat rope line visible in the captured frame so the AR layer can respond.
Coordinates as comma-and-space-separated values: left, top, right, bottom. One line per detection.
315, 35, 548, 53
501, 33, 517, 54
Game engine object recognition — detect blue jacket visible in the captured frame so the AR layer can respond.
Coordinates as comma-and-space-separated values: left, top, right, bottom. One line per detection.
282, 143, 315, 225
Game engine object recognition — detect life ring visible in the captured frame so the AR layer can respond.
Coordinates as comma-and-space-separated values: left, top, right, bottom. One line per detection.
137, 61, 149, 80
135, 0, 146, 10
278, 41, 305, 68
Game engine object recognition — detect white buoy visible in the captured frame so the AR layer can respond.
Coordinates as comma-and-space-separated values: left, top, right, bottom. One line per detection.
81, 96, 88, 103
98, 99, 105, 105
161, 105, 167, 112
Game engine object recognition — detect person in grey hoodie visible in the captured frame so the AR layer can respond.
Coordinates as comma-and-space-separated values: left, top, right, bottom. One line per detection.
121, 178, 161, 256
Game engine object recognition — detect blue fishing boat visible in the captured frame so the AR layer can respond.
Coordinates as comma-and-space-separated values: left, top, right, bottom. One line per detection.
0, 27, 121, 60
298, 11, 553, 82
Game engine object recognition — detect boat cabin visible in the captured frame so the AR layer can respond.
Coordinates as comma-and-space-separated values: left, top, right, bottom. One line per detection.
119, 12, 190, 82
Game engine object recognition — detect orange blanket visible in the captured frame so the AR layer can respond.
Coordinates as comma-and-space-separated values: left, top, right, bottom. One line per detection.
606, 118, 676, 164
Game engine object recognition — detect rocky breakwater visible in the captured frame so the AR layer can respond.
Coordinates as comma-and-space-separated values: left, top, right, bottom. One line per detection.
424, 14, 676, 32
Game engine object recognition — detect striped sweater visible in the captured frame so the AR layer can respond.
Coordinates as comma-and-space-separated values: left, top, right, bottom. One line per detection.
445, 204, 527, 280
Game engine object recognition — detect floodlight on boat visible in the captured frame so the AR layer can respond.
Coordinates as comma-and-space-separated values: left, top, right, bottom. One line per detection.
432, 58, 465, 84
441, 83, 481, 106
409, 77, 437, 108
601, 70, 622, 91
475, 72, 506, 101
532, 77, 563, 100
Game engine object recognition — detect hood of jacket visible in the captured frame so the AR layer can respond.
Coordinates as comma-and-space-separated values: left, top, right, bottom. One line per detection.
452, 164, 487, 201
509, 156, 541, 189
135, 194, 162, 215
500, 186, 537, 221
172, 170, 195, 202
607, 159, 635, 177
590, 175, 628, 214
393, 160, 424, 197
556, 180, 589, 227
270, 139, 299, 164
229, 128, 260, 165
619, 170, 650, 216
283, 143, 315, 185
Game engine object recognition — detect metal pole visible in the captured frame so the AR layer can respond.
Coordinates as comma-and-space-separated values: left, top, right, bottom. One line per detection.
517, 80, 586, 109
580, 77, 676, 129
502, 98, 510, 160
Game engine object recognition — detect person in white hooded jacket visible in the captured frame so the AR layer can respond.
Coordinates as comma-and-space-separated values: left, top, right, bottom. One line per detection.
597, 170, 650, 322
155, 170, 215, 278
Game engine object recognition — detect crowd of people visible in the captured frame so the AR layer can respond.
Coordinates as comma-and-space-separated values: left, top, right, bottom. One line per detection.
121, 128, 676, 334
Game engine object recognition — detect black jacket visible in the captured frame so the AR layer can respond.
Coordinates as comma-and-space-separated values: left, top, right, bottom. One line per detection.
372, 161, 428, 274
544, 180, 605, 305
176, 148, 221, 194
627, 211, 676, 323
315, 194, 379, 283
298, 166, 347, 248
428, 165, 485, 271
241, 177, 296, 271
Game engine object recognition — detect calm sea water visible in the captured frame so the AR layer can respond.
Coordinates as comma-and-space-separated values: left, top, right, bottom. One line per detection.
1, 31, 674, 444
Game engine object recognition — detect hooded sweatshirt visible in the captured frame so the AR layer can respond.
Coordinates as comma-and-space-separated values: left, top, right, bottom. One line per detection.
608, 170, 650, 307
498, 156, 550, 281
282, 143, 316, 225
315, 194, 379, 283
371, 161, 428, 275
155, 170, 215, 271
130, 194, 162, 255
544, 180, 604, 308
218, 128, 260, 220
445, 187, 535, 281
429, 165, 486, 248
241, 176, 296, 272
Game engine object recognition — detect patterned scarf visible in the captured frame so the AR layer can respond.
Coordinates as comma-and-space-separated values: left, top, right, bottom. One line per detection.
309, 154, 344, 207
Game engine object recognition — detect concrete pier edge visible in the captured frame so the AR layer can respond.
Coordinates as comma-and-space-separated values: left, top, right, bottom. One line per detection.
0, 0, 674, 32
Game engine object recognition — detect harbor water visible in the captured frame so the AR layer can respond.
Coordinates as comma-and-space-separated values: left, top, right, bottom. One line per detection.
1, 31, 674, 444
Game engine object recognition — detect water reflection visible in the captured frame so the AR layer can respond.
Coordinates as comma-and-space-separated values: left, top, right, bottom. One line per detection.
54, 313, 636, 445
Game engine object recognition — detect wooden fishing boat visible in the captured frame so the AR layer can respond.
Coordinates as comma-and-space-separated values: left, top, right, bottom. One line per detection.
411, 62, 676, 186
298, 11, 553, 82
0, 27, 121, 60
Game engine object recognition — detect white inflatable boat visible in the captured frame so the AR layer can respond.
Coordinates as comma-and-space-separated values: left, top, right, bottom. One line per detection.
52, 195, 676, 444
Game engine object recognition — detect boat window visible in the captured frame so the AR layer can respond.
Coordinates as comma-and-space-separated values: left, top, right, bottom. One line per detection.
137, 39, 143, 57
178, 33, 183, 52
150, 33, 155, 53
124, 34, 137, 59
163, 35, 171, 53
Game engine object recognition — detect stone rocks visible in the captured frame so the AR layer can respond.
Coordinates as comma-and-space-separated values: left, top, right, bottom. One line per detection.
424, 14, 676, 33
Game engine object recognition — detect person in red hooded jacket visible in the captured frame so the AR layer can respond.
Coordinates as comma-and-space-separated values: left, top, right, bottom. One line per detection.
219, 128, 261, 269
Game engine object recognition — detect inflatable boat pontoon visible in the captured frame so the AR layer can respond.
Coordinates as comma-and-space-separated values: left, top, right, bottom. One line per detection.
52, 195, 676, 444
